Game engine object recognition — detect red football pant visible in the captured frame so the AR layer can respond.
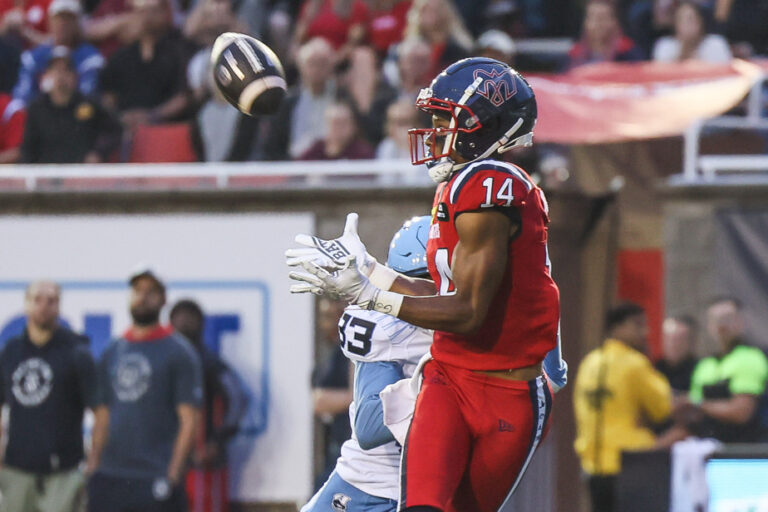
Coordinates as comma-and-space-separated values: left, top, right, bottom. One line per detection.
399, 360, 553, 512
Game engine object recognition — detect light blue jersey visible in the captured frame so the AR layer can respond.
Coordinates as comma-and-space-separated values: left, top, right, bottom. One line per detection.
301, 307, 432, 511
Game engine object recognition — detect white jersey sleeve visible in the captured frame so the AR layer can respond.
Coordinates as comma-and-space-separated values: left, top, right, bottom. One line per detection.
338, 306, 432, 376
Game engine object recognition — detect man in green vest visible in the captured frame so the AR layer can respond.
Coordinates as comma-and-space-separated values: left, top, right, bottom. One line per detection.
684, 296, 768, 442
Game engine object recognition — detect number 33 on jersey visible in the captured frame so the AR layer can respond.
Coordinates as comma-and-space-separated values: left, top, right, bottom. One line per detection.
426, 159, 560, 371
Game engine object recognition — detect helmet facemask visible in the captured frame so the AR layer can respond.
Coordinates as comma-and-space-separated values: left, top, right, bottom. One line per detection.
409, 80, 484, 183
408, 96, 482, 166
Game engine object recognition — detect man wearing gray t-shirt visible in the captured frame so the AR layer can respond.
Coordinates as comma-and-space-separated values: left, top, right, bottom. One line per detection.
88, 266, 202, 512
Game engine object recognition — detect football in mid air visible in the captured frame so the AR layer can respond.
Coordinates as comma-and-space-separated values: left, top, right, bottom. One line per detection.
211, 33, 286, 116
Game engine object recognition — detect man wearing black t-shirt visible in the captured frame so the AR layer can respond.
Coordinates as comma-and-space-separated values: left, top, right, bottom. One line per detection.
99, 0, 192, 129
0, 281, 98, 512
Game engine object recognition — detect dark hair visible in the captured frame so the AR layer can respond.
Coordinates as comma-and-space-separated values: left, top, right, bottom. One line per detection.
605, 302, 645, 333
707, 295, 743, 310
169, 299, 204, 320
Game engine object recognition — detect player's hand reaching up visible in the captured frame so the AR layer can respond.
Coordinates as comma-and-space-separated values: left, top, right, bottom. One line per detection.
285, 213, 378, 276
288, 255, 382, 310
285, 213, 401, 291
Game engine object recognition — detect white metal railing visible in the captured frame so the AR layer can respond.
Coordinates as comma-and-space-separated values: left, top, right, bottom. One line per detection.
682, 73, 768, 181
0, 159, 433, 192
515, 38, 573, 55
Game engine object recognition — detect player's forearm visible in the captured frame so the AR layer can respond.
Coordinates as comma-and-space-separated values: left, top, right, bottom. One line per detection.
396, 293, 485, 334
389, 275, 437, 296
392, 237, 503, 333
700, 395, 757, 424
167, 405, 198, 483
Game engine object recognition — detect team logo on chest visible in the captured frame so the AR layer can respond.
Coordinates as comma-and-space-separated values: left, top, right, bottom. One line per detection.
113, 352, 152, 402
12, 358, 53, 406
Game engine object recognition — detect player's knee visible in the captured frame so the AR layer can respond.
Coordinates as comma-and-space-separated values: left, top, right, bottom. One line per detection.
402, 507, 442, 512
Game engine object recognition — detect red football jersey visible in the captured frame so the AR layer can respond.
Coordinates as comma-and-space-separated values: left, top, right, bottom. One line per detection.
426, 159, 560, 371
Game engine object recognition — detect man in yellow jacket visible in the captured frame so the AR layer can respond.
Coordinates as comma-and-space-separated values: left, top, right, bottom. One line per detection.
574, 303, 672, 512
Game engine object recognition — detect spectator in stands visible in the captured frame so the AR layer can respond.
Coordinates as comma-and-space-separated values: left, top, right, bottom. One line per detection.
338, 45, 396, 146
0, 38, 20, 93
626, 0, 678, 57
20, 47, 121, 163
13, 0, 104, 104
574, 303, 672, 512
311, 297, 352, 489
100, 0, 192, 130
482, 0, 527, 39
185, 0, 259, 161
183, 0, 247, 47
376, 98, 417, 160
0, 93, 24, 162
368, 0, 411, 56
389, 36, 431, 100
453, 0, 489, 37
170, 299, 248, 512
292, 0, 369, 65
476, 28, 516, 66
299, 100, 374, 160
656, 315, 699, 393
714, 0, 768, 56
568, 0, 645, 69
0, 0, 52, 48
262, 37, 337, 160
652, 1, 732, 63
89, 266, 202, 512
403, 0, 472, 78
82, 0, 141, 58
678, 296, 768, 442
0, 281, 99, 512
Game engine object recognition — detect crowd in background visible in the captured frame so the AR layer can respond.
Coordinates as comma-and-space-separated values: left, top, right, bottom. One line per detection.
573, 297, 768, 512
0, 0, 766, 165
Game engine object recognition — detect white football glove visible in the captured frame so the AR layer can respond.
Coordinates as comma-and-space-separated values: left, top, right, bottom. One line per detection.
285, 213, 377, 276
289, 255, 378, 305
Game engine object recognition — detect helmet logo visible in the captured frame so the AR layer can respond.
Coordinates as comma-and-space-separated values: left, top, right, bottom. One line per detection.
473, 68, 517, 107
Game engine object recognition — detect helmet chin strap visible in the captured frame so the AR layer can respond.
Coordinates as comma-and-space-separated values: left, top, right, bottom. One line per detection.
429, 77, 483, 184
427, 159, 457, 183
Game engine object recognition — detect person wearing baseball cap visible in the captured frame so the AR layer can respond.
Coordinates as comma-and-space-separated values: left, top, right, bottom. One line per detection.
19, 43, 121, 163
88, 264, 202, 512
12, 0, 104, 104
476, 29, 517, 66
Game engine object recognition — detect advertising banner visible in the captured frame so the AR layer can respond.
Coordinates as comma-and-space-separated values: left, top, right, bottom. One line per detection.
530, 60, 764, 144
0, 213, 315, 504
